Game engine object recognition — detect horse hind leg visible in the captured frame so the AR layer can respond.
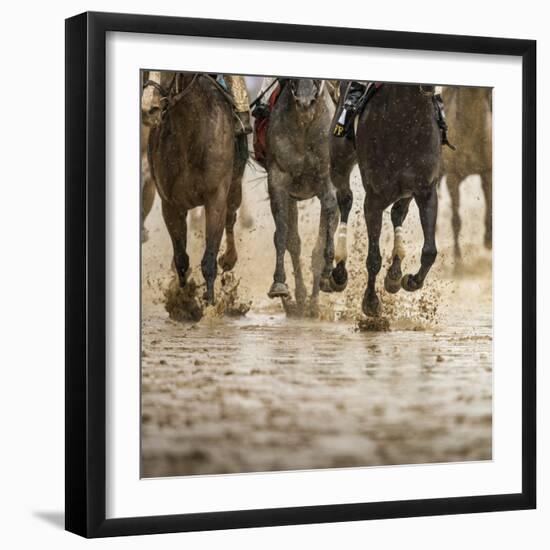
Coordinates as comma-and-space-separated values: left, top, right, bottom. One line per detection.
286, 199, 307, 313
362, 191, 383, 317
447, 174, 463, 269
402, 184, 438, 292
267, 174, 291, 300
318, 186, 338, 294
310, 199, 331, 316
219, 176, 242, 272
481, 170, 492, 250
141, 161, 156, 243
202, 189, 229, 305
218, 210, 238, 272
384, 197, 412, 293
161, 200, 189, 286
330, 176, 354, 292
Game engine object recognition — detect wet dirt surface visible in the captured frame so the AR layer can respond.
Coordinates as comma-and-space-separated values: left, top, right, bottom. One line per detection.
141, 165, 493, 478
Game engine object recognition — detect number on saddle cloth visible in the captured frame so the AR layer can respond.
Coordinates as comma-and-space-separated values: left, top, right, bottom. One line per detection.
333, 82, 381, 140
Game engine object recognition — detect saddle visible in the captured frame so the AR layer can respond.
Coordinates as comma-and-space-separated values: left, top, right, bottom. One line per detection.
143, 73, 239, 121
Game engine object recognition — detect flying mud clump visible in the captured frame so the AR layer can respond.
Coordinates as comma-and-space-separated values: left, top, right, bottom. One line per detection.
164, 272, 251, 322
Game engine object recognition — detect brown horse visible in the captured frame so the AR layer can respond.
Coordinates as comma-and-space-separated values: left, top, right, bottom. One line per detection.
147, 72, 247, 304
442, 87, 492, 263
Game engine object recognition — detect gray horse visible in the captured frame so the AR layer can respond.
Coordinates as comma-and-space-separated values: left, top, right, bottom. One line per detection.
330, 83, 442, 317
265, 79, 337, 315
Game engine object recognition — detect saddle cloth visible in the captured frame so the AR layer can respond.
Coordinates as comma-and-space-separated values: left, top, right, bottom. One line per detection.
253, 83, 282, 167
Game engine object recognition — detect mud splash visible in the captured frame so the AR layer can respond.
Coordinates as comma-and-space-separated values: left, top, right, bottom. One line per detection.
164, 272, 251, 322
141, 165, 493, 477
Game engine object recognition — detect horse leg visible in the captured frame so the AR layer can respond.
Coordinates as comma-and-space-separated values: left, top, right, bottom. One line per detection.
202, 188, 228, 304
481, 170, 492, 250
402, 184, 438, 292
329, 161, 354, 292
384, 197, 412, 293
318, 186, 338, 293
161, 200, 189, 287
141, 149, 156, 242
310, 203, 328, 316
219, 177, 242, 272
267, 171, 291, 299
447, 174, 462, 267
286, 199, 307, 310
218, 210, 238, 272
362, 191, 384, 317
141, 174, 156, 243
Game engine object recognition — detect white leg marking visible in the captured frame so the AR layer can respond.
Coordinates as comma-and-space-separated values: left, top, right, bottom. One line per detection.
392, 226, 406, 260
335, 222, 348, 263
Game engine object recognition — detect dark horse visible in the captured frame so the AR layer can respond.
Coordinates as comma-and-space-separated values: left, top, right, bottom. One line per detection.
329, 83, 442, 316
147, 72, 247, 304
265, 79, 337, 314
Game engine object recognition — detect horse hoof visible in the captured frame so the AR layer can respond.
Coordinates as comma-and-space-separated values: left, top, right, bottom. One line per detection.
218, 253, 237, 273
307, 298, 320, 319
401, 274, 423, 292
268, 282, 290, 299
319, 276, 333, 293
362, 294, 380, 317
384, 274, 402, 294
329, 263, 348, 292
141, 227, 149, 244
202, 292, 216, 305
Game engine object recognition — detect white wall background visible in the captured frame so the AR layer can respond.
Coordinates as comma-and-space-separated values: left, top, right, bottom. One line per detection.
0, 1, 545, 548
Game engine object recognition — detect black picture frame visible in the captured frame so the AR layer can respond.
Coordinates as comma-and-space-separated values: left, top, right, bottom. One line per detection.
65, 11, 536, 538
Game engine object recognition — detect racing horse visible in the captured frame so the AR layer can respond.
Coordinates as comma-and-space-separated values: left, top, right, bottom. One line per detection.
147, 72, 247, 304
265, 78, 337, 315
442, 86, 492, 265
329, 83, 442, 316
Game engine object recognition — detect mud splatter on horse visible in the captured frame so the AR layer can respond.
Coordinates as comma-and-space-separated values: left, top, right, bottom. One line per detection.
147, 72, 247, 304
264, 79, 337, 315
330, 83, 442, 317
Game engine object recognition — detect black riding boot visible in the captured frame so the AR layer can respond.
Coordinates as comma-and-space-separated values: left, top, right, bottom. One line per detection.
333, 81, 367, 137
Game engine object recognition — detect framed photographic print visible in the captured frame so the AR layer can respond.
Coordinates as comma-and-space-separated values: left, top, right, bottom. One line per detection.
65, 11, 536, 538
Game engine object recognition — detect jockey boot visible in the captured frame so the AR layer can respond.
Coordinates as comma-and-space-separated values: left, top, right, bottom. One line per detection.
235, 111, 253, 136
333, 81, 367, 137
